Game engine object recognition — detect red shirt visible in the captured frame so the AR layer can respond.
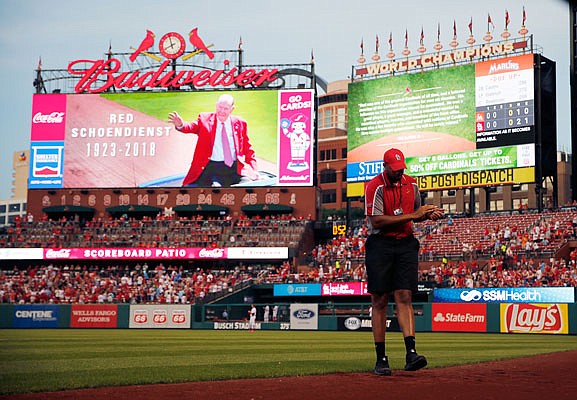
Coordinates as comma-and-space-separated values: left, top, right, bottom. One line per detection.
365, 172, 418, 239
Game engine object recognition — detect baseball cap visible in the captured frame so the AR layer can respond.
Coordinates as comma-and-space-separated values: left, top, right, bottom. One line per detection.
383, 148, 407, 171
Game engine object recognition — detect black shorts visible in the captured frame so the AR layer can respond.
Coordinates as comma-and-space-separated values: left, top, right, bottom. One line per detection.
365, 234, 419, 294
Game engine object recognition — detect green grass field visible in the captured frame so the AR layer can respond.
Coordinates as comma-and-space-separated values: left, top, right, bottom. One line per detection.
0, 329, 576, 395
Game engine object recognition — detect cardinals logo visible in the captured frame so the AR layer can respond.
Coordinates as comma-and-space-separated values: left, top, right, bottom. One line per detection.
188, 28, 214, 59
129, 28, 215, 62
130, 30, 159, 62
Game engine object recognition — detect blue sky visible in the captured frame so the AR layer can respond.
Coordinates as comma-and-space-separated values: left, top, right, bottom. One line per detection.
0, 0, 570, 199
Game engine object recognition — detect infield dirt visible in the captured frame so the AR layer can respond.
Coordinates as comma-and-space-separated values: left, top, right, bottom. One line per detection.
2, 350, 576, 400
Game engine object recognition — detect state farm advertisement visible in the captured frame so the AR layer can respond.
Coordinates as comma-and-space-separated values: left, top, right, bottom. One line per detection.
500, 303, 568, 334
432, 303, 487, 332
129, 305, 190, 329
70, 304, 118, 328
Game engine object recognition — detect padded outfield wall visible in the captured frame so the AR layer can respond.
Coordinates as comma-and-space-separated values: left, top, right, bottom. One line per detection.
0, 286, 575, 335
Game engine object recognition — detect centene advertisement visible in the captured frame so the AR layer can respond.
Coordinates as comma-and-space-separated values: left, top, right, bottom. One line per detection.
70, 304, 118, 328
500, 303, 569, 335
42, 247, 287, 260
322, 282, 368, 296
129, 305, 190, 329
432, 303, 487, 332
13, 305, 59, 328
29, 89, 314, 189
289, 303, 318, 330
433, 287, 575, 304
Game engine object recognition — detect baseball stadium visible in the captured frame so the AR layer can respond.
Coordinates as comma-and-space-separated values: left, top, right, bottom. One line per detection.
1, 5, 577, 400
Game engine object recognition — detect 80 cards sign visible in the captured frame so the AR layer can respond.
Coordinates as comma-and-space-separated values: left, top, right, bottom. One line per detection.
129, 305, 190, 328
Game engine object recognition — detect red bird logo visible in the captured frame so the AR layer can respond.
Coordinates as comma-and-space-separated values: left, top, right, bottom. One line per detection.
189, 28, 214, 59
130, 30, 155, 62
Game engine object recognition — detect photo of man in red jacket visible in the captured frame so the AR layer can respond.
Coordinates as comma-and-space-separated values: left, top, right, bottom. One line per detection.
168, 94, 260, 187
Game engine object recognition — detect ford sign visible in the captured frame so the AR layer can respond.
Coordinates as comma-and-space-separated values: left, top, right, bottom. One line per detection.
293, 309, 315, 319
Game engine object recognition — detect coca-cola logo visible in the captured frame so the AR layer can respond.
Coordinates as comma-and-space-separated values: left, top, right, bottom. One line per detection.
198, 248, 225, 258
504, 304, 564, 333
45, 249, 72, 259
33, 112, 65, 124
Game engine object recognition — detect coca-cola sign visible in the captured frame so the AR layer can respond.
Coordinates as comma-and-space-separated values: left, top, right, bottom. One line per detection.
44, 249, 72, 259
501, 303, 568, 334
33, 112, 65, 124
197, 248, 226, 259
67, 59, 278, 94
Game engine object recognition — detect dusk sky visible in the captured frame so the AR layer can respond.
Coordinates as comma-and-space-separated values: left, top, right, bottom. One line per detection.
0, 0, 570, 199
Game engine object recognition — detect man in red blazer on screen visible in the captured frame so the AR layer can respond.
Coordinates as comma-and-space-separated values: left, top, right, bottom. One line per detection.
168, 94, 259, 187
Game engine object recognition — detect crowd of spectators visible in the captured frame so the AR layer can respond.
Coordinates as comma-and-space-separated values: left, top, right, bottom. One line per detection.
1, 209, 577, 305
0, 214, 310, 250
0, 262, 291, 305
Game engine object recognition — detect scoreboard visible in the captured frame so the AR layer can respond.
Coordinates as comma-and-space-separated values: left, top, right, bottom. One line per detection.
475, 54, 535, 148
347, 53, 542, 192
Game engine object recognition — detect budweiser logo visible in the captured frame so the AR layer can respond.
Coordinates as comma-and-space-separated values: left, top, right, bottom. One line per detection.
45, 249, 72, 258
68, 59, 278, 94
33, 112, 65, 124
198, 248, 225, 258
505, 304, 563, 333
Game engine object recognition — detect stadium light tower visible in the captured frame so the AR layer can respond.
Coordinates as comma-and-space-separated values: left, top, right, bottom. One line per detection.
570, 1, 577, 201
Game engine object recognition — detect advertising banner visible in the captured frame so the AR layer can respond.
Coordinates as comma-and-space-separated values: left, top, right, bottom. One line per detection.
432, 303, 487, 332
339, 316, 400, 332
274, 284, 321, 297
29, 94, 67, 189
433, 287, 575, 304
13, 305, 59, 328
278, 90, 314, 185
289, 304, 318, 330
0, 248, 43, 260
227, 247, 288, 260
70, 304, 118, 328
321, 282, 368, 296
43, 247, 227, 260
40, 247, 288, 261
213, 321, 262, 330
500, 303, 568, 334
129, 305, 190, 329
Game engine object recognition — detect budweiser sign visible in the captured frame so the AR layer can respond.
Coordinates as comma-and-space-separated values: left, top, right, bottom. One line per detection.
67, 59, 278, 94
502, 303, 568, 334
33, 112, 65, 124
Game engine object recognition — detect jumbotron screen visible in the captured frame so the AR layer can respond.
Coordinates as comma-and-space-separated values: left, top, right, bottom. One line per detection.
347, 54, 536, 193
28, 89, 314, 189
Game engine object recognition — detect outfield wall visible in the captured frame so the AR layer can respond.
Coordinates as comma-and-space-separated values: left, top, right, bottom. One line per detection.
1, 301, 575, 335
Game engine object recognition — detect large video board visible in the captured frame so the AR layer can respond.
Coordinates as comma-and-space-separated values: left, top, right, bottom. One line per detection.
29, 89, 314, 189
347, 54, 536, 193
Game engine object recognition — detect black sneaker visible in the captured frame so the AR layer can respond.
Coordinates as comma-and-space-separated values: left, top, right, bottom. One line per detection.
373, 356, 392, 376
404, 351, 427, 371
